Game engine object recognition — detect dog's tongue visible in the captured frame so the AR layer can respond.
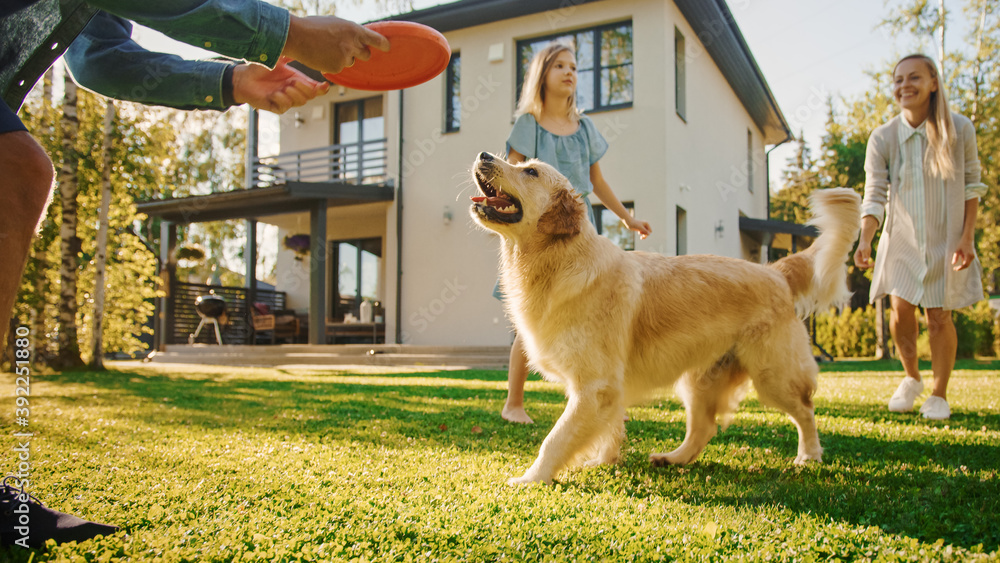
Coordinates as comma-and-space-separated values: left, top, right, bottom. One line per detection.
471, 195, 515, 208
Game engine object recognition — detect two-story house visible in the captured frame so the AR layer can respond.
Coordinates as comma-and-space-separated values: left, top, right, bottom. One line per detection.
140, 0, 799, 350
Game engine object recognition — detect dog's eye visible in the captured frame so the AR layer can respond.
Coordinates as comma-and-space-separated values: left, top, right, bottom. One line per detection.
524, 168, 538, 177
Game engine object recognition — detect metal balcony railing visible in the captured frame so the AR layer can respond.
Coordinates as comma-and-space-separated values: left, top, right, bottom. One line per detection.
251, 138, 388, 187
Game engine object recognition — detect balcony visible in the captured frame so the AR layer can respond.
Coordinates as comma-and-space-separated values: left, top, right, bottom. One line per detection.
252, 139, 389, 188
135, 139, 394, 223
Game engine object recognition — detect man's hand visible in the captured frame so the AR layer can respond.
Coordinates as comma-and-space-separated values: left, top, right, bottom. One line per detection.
282, 15, 390, 75
232, 57, 329, 114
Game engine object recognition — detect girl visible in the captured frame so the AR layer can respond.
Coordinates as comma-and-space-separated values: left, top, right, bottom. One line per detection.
500, 41, 652, 424
854, 54, 987, 420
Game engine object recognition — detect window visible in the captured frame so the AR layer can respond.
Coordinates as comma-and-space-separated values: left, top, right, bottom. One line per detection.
516, 21, 633, 113
676, 206, 687, 256
592, 202, 636, 251
333, 97, 384, 183
675, 28, 686, 120
332, 238, 381, 321
444, 53, 461, 132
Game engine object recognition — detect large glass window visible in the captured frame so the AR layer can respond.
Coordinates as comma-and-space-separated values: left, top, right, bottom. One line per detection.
516, 21, 633, 113
332, 238, 381, 321
592, 202, 637, 251
445, 53, 461, 133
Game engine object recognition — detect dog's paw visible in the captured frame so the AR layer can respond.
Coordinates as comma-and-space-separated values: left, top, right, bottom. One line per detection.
582, 456, 618, 468
649, 452, 692, 467
793, 452, 823, 465
507, 474, 551, 486
648, 453, 678, 467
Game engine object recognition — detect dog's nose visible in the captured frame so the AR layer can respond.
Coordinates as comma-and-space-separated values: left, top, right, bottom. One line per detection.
479, 152, 494, 162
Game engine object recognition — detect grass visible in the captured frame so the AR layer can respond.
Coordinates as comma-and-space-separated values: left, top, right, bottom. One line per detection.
2, 360, 998, 562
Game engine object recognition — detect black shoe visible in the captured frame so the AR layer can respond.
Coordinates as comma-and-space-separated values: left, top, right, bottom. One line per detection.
1, 476, 118, 548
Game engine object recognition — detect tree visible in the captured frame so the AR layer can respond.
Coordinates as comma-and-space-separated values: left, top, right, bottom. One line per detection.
770, 131, 819, 224
90, 101, 115, 370
16, 71, 167, 362
54, 69, 85, 369
954, 0, 1000, 295
881, 0, 949, 72
816, 97, 870, 192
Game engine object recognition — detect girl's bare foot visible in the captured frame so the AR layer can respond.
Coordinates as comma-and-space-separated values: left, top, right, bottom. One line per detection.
502, 404, 534, 424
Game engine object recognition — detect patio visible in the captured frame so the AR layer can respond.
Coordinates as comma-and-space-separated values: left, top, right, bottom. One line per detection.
137, 133, 395, 348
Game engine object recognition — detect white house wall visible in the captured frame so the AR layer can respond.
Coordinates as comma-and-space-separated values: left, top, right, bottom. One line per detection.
665, 1, 769, 259
274, 0, 781, 347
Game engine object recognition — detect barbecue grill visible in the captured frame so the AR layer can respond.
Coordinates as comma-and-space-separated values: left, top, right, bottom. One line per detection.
188, 294, 226, 345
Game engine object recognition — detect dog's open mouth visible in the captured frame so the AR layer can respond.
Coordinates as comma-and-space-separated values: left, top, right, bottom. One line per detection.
471, 168, 523, 224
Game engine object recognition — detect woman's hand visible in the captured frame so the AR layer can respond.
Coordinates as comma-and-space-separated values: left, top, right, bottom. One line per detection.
854, 215, 879, 269
854, 244, 874, 269
952, 235, 976, 271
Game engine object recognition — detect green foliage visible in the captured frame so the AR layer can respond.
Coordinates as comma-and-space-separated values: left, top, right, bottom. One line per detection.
815, 306, 879, 358
1, 363, 998, 562
954, 300, 999, 358
16, 86, 163, 359
771, 132, 817, 225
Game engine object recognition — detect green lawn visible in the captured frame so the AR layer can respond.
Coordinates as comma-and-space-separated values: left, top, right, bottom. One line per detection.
2, 360, 999, 562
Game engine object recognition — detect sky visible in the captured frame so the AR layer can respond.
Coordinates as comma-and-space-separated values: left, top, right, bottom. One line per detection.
133, 0, 961, 191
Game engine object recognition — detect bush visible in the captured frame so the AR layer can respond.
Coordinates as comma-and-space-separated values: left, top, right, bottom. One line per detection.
954, 300, 998, 358
814, 306, 878, 358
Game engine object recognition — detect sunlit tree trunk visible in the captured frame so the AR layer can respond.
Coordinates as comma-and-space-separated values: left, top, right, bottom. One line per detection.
90, 101, 115, 370
55, 67, 83, 369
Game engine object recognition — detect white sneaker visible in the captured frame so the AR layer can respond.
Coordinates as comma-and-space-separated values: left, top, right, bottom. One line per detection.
888, 377, 924, 412
919, 396, 951, 420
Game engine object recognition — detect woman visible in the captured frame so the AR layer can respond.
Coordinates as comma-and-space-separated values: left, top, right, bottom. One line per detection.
499, 42, 652, 424
854, 54, 987, 420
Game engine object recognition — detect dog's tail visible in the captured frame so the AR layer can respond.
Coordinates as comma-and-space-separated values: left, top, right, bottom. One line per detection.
770, 187, 861, 318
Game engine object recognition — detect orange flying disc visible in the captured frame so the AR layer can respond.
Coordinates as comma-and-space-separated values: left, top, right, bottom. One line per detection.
324, 21, 451, 91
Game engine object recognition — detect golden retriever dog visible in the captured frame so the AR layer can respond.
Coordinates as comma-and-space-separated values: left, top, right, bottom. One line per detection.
469, 152, 861, 485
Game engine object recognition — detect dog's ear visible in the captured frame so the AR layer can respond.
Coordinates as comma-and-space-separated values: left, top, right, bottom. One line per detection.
537, 188, 583, 237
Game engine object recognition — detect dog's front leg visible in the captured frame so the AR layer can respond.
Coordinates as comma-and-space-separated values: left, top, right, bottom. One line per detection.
509, 383, 622, 485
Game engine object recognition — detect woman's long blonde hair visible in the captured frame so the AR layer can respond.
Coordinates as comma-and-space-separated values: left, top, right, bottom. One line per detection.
514, 41, 581, 122
894, 54, 956, 178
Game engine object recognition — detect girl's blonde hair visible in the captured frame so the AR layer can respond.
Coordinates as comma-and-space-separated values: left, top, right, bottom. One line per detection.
514, 41, 581, 122
894, 54, 955, 178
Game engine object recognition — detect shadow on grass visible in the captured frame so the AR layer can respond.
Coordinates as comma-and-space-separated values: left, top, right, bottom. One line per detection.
41, 366, 999, 553
820, 357, 1000, 372
814, 400, 1000, 433
39, 367, 561, 456
605, 401, 1000, 553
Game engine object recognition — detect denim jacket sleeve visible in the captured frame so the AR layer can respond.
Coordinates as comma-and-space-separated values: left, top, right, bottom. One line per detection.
65, 13, 235, 110
86, 0, 289, 67
64, 0, 289, 111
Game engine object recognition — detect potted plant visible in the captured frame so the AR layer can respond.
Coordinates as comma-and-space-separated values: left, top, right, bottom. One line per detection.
283, 234, 310, 261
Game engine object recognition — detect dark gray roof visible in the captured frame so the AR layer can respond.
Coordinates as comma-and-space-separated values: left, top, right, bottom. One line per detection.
382, 0, 791, 145
672, 0, 790, 144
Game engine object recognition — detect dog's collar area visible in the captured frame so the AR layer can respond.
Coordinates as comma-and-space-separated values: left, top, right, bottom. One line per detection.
471, 164, 523, 224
